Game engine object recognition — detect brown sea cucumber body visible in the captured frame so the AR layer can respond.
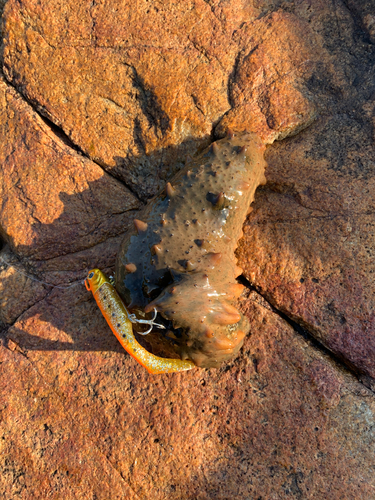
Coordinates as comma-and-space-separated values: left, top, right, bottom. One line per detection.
115, 132, 266, 368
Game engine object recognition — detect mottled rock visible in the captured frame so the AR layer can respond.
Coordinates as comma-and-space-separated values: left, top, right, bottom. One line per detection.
0, 338, 138, 500
0, 76, 140, 262
216, 10, 318, 141
239, 116, 375, 380
237, 0, 375, 380
1, 0, 375, 498
2, 0, 316, 198
0, 247, 47, 325
0, 74, 140, 322
3, 290, 375, 499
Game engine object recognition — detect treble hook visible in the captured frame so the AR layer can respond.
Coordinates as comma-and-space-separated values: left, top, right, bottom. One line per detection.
127, 308, 166, 335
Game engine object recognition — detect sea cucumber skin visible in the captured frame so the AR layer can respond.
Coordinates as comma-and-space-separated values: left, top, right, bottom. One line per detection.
115, 132, 267, 368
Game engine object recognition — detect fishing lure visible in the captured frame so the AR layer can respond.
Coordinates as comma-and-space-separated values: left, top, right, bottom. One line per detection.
116, 130, 267, 368
85, 268, 195, 373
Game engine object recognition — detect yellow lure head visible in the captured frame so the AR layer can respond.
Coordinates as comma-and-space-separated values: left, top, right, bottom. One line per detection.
84, 268, 109, 294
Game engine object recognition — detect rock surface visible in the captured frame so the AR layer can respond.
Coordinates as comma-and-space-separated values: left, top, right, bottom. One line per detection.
1, 0, 375, 498
2, 0, 316, 198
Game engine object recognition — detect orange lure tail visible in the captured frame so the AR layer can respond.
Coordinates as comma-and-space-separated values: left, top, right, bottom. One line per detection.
85, 269, 196, 374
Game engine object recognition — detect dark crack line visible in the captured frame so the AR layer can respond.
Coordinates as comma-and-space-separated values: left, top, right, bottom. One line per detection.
37, 110, 144, 204
0, 255, 141, 497
226, 49, 243, 110
201, 0, 223, 26
94, 162, 144, 205
1, 71, 144, 204
0, 250, 89, 291
90, 0, 98, 48
22, 226, 138, 263
238, 274, 375, 395
0, 322, 10, 344
0, 284, 55, 331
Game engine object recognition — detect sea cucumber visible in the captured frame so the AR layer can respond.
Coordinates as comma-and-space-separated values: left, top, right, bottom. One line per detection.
115, 131, 267, 368
85, 269, 195, 373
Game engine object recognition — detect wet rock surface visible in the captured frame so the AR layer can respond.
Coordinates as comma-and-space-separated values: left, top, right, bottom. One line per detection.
1, 0, 375, 498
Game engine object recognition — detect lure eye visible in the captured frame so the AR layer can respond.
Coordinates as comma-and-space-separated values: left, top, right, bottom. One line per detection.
88, 271, 95, 279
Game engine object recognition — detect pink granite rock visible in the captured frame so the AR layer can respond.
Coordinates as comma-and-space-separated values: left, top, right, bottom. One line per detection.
1, 0, 374, 498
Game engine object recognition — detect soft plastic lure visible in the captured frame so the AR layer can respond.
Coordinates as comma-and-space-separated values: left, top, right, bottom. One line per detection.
85, 268, 195, 374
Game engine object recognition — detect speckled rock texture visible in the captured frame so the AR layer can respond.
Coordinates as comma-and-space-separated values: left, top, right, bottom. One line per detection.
1, 0, 375, 499
1, 0, 316, 199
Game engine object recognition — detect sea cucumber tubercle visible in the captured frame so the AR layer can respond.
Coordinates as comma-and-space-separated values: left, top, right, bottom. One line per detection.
115, 131, 267, 368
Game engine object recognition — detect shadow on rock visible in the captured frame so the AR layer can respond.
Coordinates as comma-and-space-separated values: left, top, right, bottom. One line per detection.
0, 136, 214, 356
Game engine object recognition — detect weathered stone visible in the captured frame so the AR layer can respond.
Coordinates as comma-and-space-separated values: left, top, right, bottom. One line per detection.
2, 0, 316, 198
1, 0, 375, 498
0, 76, 140, 262
239, 116, 375, 380
3, 290, 375, 499
216, 10, 318, 142
0, 74, 140, 321
237, 2, 375, 379
0, 247, 47, 325
0, 338, 138, 500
